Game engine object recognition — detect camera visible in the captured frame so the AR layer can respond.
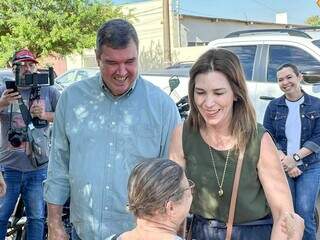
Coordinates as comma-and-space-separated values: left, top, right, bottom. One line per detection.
14, 64, 54, 88
12, 64, 55, 128
8, 128, 28, 148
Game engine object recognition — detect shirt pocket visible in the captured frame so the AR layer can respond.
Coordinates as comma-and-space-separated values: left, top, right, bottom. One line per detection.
272, 112, 286, 139
305, 111, 320, 131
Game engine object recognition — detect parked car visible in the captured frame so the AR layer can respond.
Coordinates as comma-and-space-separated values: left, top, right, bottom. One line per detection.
55, 68, 99, 91
207, 28, 320, 123
143, 28, 320, 123
0, 69, 14, 86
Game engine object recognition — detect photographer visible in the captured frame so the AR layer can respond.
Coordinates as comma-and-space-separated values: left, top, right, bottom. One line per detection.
0, 49, 60, 240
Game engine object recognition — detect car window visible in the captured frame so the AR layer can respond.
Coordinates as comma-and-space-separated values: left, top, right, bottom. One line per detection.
220, 45, 257, 81
267, 45, 320, 82
57, 70, 76, 85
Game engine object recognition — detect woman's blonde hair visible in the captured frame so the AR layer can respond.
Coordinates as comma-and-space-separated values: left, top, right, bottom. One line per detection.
187, 48, 257, 150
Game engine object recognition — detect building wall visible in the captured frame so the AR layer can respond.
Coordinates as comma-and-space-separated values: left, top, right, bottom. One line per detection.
179, 15, 305, 47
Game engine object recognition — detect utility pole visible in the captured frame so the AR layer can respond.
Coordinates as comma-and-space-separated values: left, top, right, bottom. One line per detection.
163, 0, 172, 66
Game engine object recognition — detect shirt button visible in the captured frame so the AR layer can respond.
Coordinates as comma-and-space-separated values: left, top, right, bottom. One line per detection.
106, 186, 110, 190
109, 142, 113, 146
111, 121, 116, 125
301, 114, 305, 118
114, 101, 118, 105
105, 206, 108, 210
107, 164, 111, 168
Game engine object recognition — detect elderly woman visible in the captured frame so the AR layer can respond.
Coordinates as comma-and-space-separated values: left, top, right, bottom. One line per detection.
107, 158, 194, 240
169, 48, 304, 239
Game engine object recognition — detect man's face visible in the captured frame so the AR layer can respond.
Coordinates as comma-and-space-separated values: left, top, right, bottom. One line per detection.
13, 61, 37, 80
96, 40, 138, 96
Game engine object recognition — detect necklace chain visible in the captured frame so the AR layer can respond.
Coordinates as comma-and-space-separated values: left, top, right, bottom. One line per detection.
208, 145, 230, 197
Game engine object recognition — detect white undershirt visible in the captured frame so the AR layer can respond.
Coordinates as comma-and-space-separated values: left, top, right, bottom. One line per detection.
285, 96, 304, 164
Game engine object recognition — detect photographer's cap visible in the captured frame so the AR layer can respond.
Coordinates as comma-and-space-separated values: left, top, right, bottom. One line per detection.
12, 49, 38, 65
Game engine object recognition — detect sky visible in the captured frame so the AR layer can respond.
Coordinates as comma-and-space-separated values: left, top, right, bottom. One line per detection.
112, 0, 320, 25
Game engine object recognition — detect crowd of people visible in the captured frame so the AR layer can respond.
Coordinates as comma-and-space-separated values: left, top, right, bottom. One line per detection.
0, 17, 318, 240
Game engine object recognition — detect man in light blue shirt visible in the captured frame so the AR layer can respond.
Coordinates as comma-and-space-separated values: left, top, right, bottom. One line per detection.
44, 19, 181, 240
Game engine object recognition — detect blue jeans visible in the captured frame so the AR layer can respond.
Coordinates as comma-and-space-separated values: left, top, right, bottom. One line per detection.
287, 162, 320, 240
0, 167, 47, 240
191, 214, 272, 240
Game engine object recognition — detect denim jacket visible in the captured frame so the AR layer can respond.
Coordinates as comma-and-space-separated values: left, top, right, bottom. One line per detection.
263, 92, 320, 166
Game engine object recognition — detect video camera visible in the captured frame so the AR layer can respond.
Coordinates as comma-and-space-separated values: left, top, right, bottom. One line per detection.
14, 62, 55, 88
7, 64, 55, 148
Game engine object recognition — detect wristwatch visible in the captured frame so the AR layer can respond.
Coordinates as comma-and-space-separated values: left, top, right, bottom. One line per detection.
293, 153, 301, 162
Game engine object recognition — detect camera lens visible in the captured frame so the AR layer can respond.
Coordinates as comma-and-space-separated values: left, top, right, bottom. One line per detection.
9, 137, 22, 148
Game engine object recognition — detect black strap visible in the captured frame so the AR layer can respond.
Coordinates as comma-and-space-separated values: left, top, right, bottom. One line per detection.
111, 234, 120, 240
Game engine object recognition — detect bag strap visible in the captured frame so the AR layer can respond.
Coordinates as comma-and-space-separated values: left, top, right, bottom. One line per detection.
226, 149, 245, 240
186, 214, 194, 240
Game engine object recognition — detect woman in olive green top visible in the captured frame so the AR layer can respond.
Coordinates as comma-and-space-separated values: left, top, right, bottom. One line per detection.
169, 48, 304, 240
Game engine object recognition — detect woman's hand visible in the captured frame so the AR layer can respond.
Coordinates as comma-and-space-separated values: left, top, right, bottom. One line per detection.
281, 212, 304, 240
287, 167, 302, 178
281, 155, 297, 172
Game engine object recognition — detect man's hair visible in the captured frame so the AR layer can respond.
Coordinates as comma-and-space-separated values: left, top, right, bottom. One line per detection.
187, 48, 257, 151
96, 19, 139, 57
277, 63, 300, 77
127, 158, 184, 218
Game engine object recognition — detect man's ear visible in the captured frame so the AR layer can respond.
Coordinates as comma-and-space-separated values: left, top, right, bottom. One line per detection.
95, 49, 100, 67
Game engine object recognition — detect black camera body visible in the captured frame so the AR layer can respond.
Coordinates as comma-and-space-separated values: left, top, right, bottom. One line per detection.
10, 64, 56, 128
8, 128, 28, 148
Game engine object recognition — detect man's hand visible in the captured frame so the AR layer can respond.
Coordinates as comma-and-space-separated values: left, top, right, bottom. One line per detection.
287, 167, 303, 178
0, 89, 21, 108
281, 155, 297, 172
281, 212, 304, 240
30, 99, 46, 119
48, 221, 69, 240
0, 173, 6, 197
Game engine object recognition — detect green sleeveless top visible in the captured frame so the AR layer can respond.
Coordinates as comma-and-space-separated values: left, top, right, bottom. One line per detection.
183, 122, 270, 224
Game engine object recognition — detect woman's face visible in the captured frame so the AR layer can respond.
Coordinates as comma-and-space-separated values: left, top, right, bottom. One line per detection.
194, 71, 235, 128
277, 67, 302, 95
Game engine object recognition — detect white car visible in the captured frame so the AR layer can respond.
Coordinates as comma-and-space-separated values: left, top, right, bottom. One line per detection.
208, 28, 320, 123
143, 28, 320, 123
55, 68, 99, 91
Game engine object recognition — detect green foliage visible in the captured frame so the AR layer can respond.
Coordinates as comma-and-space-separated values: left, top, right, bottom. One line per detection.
305, 15, 320, 26
0, 0, 132, 66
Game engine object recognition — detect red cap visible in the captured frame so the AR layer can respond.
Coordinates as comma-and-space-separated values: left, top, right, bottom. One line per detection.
12, 49, 38, 64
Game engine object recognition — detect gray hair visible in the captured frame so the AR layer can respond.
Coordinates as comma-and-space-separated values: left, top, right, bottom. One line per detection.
127, 158, 184, 218
96, 19, 139, 57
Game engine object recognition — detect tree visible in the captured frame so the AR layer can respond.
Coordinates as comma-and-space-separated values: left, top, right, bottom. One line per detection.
305, 15, 320, 26
0, 0, 132, 66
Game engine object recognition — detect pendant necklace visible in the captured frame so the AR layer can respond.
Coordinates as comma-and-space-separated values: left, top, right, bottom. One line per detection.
208, 145, 230, 197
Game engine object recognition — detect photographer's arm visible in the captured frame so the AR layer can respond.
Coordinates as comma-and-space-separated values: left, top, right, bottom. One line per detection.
0, 89, 21, 111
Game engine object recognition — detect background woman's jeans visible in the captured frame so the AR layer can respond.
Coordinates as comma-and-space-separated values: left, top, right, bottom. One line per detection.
0, 168, 47, 240
191, 214, 272, 240
287, 162, 320, 240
